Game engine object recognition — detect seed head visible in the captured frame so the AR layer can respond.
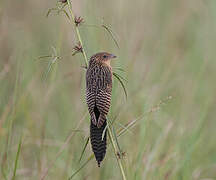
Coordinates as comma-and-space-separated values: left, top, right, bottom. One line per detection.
59, 0, 67, 3
117, 151, 126, 159
72, 42, 83, 56
74, 16, 84, 26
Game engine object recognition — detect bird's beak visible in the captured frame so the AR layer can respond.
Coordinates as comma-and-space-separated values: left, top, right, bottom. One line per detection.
110, 54, 117, 59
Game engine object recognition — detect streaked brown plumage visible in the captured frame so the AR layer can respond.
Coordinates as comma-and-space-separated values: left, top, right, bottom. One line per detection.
86, 52, 116, 166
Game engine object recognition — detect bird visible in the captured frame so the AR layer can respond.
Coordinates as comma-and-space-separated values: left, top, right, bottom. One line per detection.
86, 52, 116, 167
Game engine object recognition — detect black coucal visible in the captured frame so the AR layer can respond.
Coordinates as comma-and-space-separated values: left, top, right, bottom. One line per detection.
86, 52, 116, 167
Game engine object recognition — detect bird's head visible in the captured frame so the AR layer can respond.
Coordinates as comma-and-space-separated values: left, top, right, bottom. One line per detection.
90, 52, 117, 67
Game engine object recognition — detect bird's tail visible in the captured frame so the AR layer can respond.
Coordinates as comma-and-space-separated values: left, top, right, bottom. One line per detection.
90, 119, 107, 167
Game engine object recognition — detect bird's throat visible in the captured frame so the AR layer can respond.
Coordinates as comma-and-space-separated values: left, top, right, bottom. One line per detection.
103, 60, 112, 68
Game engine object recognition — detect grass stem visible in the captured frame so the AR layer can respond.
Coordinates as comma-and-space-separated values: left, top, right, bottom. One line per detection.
12, 136, 22, 180
67, 0, 88, 67
107, 122, 127, 180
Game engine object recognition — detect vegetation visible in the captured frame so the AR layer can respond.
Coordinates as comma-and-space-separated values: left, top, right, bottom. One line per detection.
0, 0, 216, 179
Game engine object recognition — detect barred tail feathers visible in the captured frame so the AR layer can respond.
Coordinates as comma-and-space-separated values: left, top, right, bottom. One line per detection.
90, 120, 107, 167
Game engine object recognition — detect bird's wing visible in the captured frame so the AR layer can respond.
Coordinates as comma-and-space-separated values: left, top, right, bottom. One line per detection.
86, 67, 97, 125
96, 88, 111, 127
95, 66, 112, 127
96, 89, 111, 115
86, 90, 97, 125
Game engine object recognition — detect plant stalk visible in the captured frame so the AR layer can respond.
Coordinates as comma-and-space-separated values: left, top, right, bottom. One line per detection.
67, 0, 88, 67
107, 123, 127, 180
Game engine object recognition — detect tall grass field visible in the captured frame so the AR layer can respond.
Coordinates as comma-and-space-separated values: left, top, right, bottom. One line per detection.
1, 0, 216, 179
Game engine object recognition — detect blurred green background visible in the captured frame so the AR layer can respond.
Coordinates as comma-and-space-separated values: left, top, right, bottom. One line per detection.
1, 0, 216, 179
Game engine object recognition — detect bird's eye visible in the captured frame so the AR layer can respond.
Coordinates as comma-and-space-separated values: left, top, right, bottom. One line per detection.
103, 55, 107, 58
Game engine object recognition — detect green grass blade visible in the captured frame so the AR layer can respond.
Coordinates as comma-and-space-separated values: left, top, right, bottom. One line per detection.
115, 121, 133, 135
43, 57, 57, 81
112, 126, 122, 156
43, 60, 53, 81
58, 9, 70, 20
107, 122, 127, 180
46, 8, 57, 17
101, 24, 120, 49
117, 116, 143, 138
80, 23, 120, 49
113, 72, 127, 99
68, 154, 94, 180
113, 72, 127, 82
1, 165, 8, 180
37, 55, 53, 60
51, 46, 57, 57
113, 67, 125, 72
102, 124, 108, 141
12, 136, 22, 180
78, 137, 89, 163
60, 2, 67, 9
